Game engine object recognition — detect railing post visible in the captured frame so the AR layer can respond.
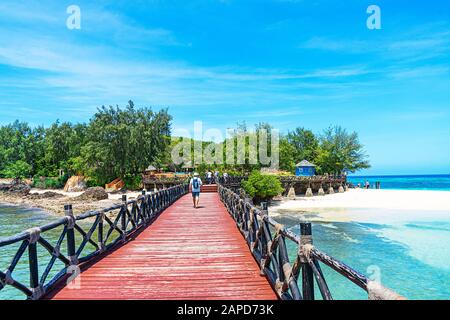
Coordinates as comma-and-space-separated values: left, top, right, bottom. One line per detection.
163, 190, 167, 207
151, 192, 155, 215
259, 202, 269, 276
98, 210, 105, 252
121, 195, 127, 241
261, 202, 268, 211
300, 222, 314, 300
142, 190, 147, 222
65, 204, 78, 266
153, 192, 158, 213
27, 227, 42, 299
146, 190, 151, 220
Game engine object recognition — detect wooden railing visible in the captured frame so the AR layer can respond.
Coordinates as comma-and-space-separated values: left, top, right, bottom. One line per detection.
0, 184, 188, 300
218, 175, 247, 185
218, 185, 405, 300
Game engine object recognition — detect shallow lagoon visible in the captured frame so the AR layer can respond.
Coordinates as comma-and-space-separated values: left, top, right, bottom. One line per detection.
274, 210, 450, 300
1, 202, 449, 300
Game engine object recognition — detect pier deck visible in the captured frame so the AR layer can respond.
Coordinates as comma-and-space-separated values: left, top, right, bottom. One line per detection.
47, 193, 277, 300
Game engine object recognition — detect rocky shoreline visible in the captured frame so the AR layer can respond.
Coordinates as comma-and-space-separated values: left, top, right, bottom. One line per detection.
0, 183, 127, 216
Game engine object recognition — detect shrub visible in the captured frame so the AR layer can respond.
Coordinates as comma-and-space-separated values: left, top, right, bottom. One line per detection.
241, 171, 283, 202
32, 175, 69, 189
44, 178, 60, 189
1, 160, 32, 179
123, 175, 143, 190
86, 178, 101, 188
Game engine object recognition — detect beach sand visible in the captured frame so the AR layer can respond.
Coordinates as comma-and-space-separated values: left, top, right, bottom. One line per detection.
270, 189, 450, 223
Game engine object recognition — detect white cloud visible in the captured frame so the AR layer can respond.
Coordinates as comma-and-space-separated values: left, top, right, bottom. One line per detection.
299, 29, 450, 63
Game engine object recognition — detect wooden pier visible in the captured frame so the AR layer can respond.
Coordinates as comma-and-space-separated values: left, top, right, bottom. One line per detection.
0, 182, 403, 301
46, 192, 277, 300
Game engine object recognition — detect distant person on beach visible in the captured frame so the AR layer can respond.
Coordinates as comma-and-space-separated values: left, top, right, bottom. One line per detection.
365, 180, 370, 189
190, 172, 202, 209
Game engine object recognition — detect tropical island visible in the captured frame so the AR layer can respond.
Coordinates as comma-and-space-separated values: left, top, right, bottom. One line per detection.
1, 1, 449, 302
0, 101, 369, 216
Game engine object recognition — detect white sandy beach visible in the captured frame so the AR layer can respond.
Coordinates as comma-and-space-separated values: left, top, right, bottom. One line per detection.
270, 189, 450, 224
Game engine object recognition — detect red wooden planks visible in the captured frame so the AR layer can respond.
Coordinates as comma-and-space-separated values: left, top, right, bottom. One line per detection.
49, 193, 277, 300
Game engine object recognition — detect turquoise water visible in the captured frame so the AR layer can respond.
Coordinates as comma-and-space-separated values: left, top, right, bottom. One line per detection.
275, 175, 450, 300
275, 213, 450, 300
0, 204, 60, 300
348, 174, 450, 191
2, 205, 449, 300
0, 204, 93, 300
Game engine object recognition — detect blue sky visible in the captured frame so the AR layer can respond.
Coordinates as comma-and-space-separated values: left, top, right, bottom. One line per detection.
0, 0, 449, 175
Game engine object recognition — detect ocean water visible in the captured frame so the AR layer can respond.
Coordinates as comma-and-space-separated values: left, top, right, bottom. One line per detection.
348, 174, 450, 191
273, 174, 450, 300
0, 204, 91, 300
275, 213, 450, 300
0, 204, 59, 300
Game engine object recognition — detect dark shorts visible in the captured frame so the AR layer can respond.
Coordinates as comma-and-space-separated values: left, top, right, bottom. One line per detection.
192, 192, 200, 198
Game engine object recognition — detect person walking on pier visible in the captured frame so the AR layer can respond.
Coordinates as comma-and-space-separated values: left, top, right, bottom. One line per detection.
223, 172, 229, 184
206, 170, 213, 185
190, 172, 203, 208
214, 170, 219, 184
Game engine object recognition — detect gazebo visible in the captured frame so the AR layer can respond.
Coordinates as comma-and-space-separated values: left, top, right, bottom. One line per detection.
181, 162, 196, 174
295, 160, 316, 177
144, 165, 158, 175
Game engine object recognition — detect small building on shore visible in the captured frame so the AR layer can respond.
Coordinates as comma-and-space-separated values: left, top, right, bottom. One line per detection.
145, 165, 158, 175
295, 160, 316, 177
181, 163, 195, 174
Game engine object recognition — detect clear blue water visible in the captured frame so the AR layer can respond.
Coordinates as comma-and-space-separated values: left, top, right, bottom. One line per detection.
275, 174, 450, 300
348, 174, 450, 191
276, 214, 450, 300
0, 204, 60, 300
0, 204, 93, 300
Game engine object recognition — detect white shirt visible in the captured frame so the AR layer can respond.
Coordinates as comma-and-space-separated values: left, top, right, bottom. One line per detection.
190, 177, 202, 192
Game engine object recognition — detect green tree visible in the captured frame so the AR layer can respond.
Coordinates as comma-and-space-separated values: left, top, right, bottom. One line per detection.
0, 121, 45, 177
1, 160, 32, 179
80, 101, 172, 185
286, 127, 319, 164
279, 137, 297, 173
43, 121, 87, 176
316, 126, 370, 174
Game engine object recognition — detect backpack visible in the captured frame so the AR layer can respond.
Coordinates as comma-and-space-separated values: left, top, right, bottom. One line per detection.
193, 178, 199, 189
